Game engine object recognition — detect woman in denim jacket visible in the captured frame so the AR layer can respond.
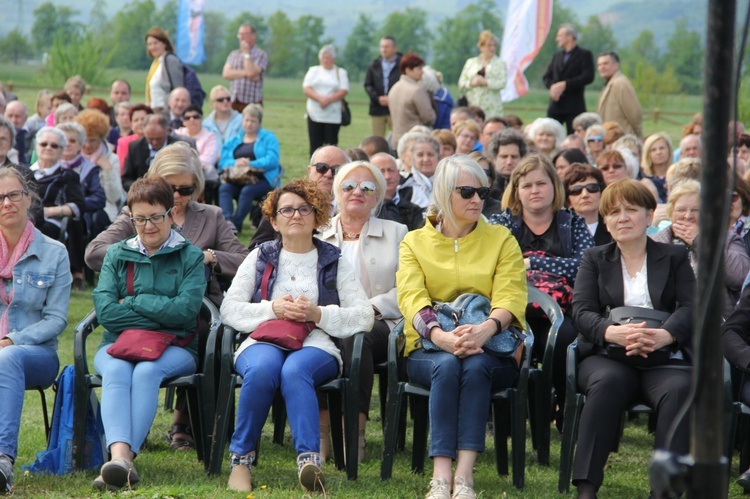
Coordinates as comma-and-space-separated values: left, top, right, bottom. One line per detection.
0, 167, 72, 494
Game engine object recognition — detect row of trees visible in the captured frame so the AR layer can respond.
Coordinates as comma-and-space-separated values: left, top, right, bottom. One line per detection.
0, 0, 705, 97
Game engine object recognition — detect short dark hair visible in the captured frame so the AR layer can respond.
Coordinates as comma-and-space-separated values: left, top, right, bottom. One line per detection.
144, 112, 169, 130
111, 79, 132, 92
381, 36, 396, 45
359, 135, 391, 155
483, 117, 509, 131
553, 148, 589, 167
183, 104, 203, 117
600, 178, 657, 216
400, 52, 425, 73
127, 176, 174, 212
468, 106, 485, 123
345, 148, 369, 161
563, 163, 605, 192
52, 91, 72, 103
598, 50, 620, 63
488, 128, 528, 159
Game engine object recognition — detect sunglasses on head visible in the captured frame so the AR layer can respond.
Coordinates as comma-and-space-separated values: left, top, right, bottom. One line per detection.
39, 142, 61, 150
182, 114, 202, 121
341, 179, 377, 195
599, 162, 624, 172
313, 163, 340, 176
568, 183, 602, 196
214, 97, 231, 103
171, 185, 196, 196
455, 186, 490, 200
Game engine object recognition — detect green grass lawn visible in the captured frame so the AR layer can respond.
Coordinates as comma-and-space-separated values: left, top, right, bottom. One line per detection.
2, 62, 737, 497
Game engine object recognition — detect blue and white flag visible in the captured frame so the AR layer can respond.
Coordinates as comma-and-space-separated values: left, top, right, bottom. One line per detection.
176, 0, 205, 65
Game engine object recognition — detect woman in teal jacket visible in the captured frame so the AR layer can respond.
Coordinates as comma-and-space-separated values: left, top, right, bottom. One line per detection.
218, 104, 281, 232
91, 177, 205, 491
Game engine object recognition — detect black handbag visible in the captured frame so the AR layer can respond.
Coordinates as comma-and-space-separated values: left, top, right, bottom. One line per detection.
336, 67, 351, 127
605, 306, 674, 367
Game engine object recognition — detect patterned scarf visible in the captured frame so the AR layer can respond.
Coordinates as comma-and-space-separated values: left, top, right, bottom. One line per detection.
0, 221, 36, 338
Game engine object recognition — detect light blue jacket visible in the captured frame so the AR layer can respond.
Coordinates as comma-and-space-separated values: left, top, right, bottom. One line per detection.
203, 109, 243, 145
218, 128, 281, 187
4, 228, 72, 349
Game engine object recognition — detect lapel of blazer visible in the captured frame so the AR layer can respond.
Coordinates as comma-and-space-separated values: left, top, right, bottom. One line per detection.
601, 243, 624, 306
645, 238, 669, 311
180, 202, 202, 245
598, 77, 614, 110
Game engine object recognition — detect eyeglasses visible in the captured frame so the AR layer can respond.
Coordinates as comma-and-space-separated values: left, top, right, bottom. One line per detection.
587, 136, 604, 143
599, 162, 624, 172
455, 186, 490, 200
171, 185, 196, 196
313, 163, 340, 176
0, 190, 27, 203
38, 142, 61, 150
131, 208, 172, 226
182, 114, 202, 121
568, 183, 602, 196
214, 97, 231, 103
277, 204, 315, 218
341, 179, 376, 195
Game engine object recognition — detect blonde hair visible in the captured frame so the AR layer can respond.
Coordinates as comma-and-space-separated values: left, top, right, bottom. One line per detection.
428, 156, 488, 230
452, 119, 481, 140
666, 179, 700, 219
642, 132, 674, 175
145, 142, 205, 200
501, 153, 565, 215
665, 158, 701, 190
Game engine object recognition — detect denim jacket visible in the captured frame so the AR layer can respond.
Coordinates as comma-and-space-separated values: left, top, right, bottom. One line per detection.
4, 228, 72, 349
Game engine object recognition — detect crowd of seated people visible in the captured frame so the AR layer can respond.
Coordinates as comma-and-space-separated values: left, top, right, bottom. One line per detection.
4, 38, 750, 499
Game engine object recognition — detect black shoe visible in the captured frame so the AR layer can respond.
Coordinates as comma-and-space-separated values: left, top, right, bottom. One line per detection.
737, 469, 750, 490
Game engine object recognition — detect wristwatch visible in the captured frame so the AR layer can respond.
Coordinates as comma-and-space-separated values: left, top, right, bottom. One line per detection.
243, 54, 251, 59
206, 248, 218, 272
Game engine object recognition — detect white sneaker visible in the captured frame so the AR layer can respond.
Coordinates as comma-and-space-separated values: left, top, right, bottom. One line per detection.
452, 476, 476, 499
425, 478, 451, 499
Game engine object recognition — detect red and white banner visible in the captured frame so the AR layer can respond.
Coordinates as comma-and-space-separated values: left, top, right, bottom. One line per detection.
500, 0, 553, 102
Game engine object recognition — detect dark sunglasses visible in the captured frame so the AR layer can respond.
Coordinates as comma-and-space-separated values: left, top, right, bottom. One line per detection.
313, 163, 340, 176
171, 185, 196, 196
182, 114, 202, 121
599, 162, 624, 172
214, 97, 231, 103
568, 183, 602, 196
38, 142, 61, 150
455, 186, 490, 200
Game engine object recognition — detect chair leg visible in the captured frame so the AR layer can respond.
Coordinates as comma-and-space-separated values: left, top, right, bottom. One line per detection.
164, 386, 175, 412
208, 375, 237, 475
535, 375, 552, 466
527, 376, 538, 451
511, 390, 526, 489
272, 392, 286, 445
411, 396, 429, 475
741, 413, 750, 474
493, 398, 510, 476
558, 395, 583, 494
380, 383, 405, 480
328, 391, 346, 472
37, 388, 50, 443
185, 382, 204, 463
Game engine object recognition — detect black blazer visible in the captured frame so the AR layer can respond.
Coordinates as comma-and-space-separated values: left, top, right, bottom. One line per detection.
121, 135, 185, 191
593, 215, 612, 246
364, 54, 402, 116
572, 239, 695, 359
723, 284, 750, 372
542, 45, 595, 116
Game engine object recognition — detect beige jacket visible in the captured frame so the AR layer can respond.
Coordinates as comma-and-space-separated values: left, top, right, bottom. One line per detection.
388, 74, 436, 150
597, 71, 643, 137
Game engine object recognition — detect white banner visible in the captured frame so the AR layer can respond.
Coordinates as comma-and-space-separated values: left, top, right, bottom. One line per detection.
500, 0, 553, 102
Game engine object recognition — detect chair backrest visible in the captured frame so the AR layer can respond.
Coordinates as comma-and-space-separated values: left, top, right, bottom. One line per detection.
527, 283, 565, 374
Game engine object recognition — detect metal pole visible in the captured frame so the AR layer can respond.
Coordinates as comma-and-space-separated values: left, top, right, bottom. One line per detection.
689, 0, 735, 496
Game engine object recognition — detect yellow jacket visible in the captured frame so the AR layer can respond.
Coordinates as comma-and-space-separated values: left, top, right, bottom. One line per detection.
397, 216, 527, 357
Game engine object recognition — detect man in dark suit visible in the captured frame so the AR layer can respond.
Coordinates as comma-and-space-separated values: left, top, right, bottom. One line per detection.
364, 37, 401, 138
121, 113, 185, 191
542, 24, 595, 134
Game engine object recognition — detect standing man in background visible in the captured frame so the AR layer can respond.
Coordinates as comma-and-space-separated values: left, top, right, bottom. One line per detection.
542, 23, 594, 134
222, 23, 268, 112
596, 51, 643, 137
364, 37, 401, 138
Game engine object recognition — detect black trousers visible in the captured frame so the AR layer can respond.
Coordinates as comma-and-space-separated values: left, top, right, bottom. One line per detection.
547, 110, 576, 135
572, 355, 691, 488
307, 117, 340, 157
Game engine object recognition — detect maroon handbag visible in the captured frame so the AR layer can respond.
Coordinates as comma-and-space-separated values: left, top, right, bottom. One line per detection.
249, 262, 315, 351
107, 262, 197, 362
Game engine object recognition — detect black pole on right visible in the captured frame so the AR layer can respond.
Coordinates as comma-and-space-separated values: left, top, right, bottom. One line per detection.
689, 0, 735, 496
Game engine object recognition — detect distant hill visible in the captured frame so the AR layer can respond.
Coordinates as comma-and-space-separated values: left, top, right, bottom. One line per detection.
0, 0, 715, 51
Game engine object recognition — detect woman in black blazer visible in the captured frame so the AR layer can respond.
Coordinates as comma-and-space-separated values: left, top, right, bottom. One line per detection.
571, 179, 695, 498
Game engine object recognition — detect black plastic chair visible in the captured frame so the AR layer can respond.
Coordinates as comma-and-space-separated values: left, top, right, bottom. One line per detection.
71, 297, 221, 472
525, 285, 562, 466
207, 325, 364, 479
379, 323, 534, 489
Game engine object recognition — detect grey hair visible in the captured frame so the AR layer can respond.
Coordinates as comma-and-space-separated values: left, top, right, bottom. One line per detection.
332, 161, 387, 214
427, 156, 489, 230
572, 112, 602, 132
56, 121, 87, 146
410, 135, 440, 157
242, 103, 264, 124
0, 116, 16, 145
53, 103, 78, 124
36, 126, 67, 149
143, 112, 169, 130
397, 131, 429, 158
318, 44, 336, 59
114, 101, 133, 114
559, 23, 578, 40
488, 128, 528, 158
528, 117, 566, 149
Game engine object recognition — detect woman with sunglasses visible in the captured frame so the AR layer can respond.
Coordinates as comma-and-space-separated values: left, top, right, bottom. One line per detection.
491, 153, 594, 425
218, 103, 280, 233
176, 104, 220, 204
91, 176, 205, 490
221, 178, 373, 493
30, 127, 85, 241
318, 161, 408, 463
584, 124, 606, 166
397, 155, 526, 499
203, 85, 243, 146
563, 163, 611, 246
86, 143, 248, 450
0, 168, 72, 495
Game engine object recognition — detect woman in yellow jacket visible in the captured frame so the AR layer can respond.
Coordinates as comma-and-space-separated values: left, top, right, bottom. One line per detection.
397, 155, 527, 499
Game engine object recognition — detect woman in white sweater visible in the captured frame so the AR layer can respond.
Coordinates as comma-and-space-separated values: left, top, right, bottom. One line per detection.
220, 178, 373, 494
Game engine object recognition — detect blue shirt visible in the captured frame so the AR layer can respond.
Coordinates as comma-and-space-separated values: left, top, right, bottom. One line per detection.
381, 57, 398, 94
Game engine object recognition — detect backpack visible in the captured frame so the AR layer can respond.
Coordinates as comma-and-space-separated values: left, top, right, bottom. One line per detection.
166, 53, 206, 108
23, 366, 106, 475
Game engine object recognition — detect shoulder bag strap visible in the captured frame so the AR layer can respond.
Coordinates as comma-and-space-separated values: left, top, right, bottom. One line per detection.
126, 261, 135, 296
260, 261, 273, 301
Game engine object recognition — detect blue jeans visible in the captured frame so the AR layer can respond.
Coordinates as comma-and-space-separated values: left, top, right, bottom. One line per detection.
229, 344, 338, 456
94, 345, 196, 454
219, 178, 272, 230
406, 349, 517, 459
0, 345, 59, 459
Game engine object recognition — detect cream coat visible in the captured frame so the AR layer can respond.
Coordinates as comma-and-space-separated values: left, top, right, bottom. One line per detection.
597, 70, 643, 137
